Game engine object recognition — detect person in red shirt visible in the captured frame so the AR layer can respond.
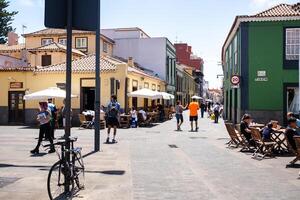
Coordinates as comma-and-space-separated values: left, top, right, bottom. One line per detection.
188, 98, 200, 132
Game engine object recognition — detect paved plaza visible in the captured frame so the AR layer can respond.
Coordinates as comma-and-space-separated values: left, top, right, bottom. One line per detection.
0, 112, 299, 200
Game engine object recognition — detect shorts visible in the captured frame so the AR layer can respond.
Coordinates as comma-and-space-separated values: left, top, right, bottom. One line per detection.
107, 117, 119, 127
176, 114, 183, 123
189, 115, 198, 122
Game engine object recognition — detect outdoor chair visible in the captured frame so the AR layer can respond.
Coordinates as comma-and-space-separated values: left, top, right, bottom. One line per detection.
78, 114, 92, 129
224, 123, 241, 148
250, 128, 276, 159
100, 112, 106, 129
287, 136, 300, 165
235, 124, 253, 152
137, 113, 152, 127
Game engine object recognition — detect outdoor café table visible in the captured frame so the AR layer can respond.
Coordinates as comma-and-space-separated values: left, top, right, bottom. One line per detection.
271, 128, 288, 153
120, 114, 131, 128
249, 123, 265, 129
147, 112, 159, 123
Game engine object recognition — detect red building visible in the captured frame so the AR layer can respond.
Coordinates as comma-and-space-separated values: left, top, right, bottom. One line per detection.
174, 43, 203, 72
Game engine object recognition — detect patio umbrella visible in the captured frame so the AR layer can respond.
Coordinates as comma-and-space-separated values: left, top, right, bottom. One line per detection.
128, 88, 161, 99
23, 87, 78, 101
160, 92, 175, 100
191, 95, 203, 100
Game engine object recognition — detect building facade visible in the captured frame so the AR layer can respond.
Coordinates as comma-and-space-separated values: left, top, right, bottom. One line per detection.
102, 28, 177, 97
222, 3, 300, 124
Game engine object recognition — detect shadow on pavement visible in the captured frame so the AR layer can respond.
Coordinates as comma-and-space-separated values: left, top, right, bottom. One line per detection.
85, 170, 126, 175
0, 163, 51, 169
82, 150, 98, 158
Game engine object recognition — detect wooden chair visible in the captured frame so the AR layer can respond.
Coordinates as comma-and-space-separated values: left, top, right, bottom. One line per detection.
287, 136, 300, 165
224, 123, 241, 148
250, 128, 276, 159
235, 124, 253, 152
78, 114, 91, 129
100, 112, 106, 129
138, 113, 151, 127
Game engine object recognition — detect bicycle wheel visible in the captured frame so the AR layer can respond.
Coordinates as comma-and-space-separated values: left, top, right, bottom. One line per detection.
74, 151, 85, 189
47, 161, 74, 200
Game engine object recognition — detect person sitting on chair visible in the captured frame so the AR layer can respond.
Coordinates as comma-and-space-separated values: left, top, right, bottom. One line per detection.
240, 114, 255, 146
262, 122, 274, 142
285, 117, 298, 152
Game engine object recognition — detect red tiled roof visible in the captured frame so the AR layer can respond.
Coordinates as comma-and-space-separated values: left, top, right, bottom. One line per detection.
34, 55, 122, 73
23, 28, 115, 44
254, 3, 300, 17
28, 42, 85, 56
0, 67, 33, 72
0, 44, 25, 52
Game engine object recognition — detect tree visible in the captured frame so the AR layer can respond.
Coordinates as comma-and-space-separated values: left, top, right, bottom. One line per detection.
0, 0, 18, 44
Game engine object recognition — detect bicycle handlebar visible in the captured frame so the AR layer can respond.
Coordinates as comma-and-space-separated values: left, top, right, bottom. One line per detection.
43, 136, 78, 148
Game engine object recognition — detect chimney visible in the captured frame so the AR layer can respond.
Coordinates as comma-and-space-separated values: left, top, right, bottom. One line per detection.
8, 32, 18, 46
128, 57, 134, 67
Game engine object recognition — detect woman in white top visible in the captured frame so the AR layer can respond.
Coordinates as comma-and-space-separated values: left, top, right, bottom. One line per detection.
130, 107, 138, 128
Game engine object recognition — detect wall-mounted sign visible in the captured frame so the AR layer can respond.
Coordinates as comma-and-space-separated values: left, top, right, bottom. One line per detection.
255, 77, 268, 82
257, 70, 266, 77
10, 82, 23, 89
230, 75, 240, 85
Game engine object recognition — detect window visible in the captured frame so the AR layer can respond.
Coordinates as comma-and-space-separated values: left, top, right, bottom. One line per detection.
58, 38, 67, 45
157, 85, 161, 92
75, 37, 88, 49
41, 55, 51, 66
41, 38, 53, 46
285, 28, 300, 60
103, 42, 108, 53
144, 82, 149, 89
152, 84, 156, 91
233, 35, 238, 72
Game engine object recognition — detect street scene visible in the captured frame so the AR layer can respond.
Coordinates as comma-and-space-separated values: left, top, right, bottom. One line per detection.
0, 0, 300, 199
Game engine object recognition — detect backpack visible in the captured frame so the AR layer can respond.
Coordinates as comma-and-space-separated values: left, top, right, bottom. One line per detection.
108, 102, 119, 118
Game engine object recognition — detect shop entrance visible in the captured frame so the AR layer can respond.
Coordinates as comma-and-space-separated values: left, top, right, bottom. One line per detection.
8, 91, 25, 124
81, 87, 95, 111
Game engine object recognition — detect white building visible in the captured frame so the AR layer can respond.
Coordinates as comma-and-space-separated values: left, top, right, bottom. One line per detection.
101, 28, 176, 95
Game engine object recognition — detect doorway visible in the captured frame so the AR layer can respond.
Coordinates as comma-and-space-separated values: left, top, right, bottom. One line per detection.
81, 87, 95, 111
8, 91, 25, 124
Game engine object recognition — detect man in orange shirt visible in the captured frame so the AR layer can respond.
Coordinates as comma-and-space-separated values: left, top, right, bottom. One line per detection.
188, 98, 200, 132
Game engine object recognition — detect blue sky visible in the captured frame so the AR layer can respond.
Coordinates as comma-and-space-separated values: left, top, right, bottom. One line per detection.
8, 0, 300, 88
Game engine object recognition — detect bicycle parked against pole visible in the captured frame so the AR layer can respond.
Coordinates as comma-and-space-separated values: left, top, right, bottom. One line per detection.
44, 137, 85, 200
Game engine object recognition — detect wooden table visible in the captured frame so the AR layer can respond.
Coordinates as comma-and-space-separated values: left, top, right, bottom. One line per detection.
120, 115, 131, 128
147, 112, 159, 123
249, 123, 265, 129
271, 129, 288, 153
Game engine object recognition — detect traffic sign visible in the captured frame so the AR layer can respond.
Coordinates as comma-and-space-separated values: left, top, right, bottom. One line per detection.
230, 75, 240, 85
45, 0, 98, 31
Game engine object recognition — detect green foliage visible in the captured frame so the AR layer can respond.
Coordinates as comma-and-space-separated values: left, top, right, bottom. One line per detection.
0, 0, 18, 44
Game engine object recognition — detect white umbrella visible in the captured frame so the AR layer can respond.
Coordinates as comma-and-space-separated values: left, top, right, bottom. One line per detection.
24, 87, 78, 101
160, 92, 175, 100
191, 95, 203, 100
206, 99, 213, 102
128, 88, 161, 99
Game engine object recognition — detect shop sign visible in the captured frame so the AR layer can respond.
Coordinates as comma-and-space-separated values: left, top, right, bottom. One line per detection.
255, 77, 268, 82
10, 82, 23, 89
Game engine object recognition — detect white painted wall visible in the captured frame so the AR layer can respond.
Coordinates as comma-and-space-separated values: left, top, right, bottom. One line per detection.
113, 38, 167, 80
101, 29, 149, 40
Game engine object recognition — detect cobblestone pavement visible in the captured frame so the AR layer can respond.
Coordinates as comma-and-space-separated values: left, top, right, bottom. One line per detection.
0, 111, 299, 200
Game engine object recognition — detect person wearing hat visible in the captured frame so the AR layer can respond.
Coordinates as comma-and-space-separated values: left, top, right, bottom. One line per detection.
30, 102, 55, 154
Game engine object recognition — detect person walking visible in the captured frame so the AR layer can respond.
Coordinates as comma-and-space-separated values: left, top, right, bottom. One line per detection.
213, 103, 220, 123
106, 95, 120, 144
188, 98, 199, 132
48, 98, 57, 139
175, 100, 185, 131
30, 102, 55, 154
200, 101, 206, 118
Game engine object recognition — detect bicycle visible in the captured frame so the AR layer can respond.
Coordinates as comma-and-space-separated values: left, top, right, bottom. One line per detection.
44, 137, 85, 200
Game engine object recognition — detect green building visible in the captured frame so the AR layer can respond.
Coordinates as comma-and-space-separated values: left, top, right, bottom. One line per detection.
222, 3, 300, 124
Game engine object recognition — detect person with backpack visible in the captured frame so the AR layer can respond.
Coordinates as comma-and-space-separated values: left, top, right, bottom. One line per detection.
213, 103, 220, 123
48, 98, 57, 139
106, 95, 120, 143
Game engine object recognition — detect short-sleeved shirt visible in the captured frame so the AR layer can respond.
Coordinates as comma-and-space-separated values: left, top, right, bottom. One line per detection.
262, 127, 273, 140
240, 121, 251, 140
285, 127, 297, 151
188, 102, 199, 116
175, 105, 184, 114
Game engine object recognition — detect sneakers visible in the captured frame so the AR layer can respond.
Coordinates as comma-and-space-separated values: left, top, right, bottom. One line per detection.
112, 139, 117, 144
30, 149, 39, 154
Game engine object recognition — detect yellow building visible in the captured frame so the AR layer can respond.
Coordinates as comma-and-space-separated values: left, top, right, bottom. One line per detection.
0, 55, 165, 125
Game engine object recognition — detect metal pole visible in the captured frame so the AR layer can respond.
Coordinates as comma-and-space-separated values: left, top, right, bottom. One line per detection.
64, 0, 73, 193
94, 0, 101, 151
